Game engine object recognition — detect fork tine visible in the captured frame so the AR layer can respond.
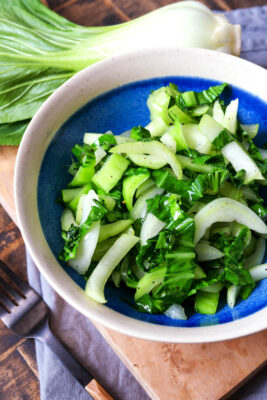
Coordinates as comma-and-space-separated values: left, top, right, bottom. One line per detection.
0, 289, 17, 312
0, 275, 22, 303
0, 302, 8, 318
0, 260, 28, 292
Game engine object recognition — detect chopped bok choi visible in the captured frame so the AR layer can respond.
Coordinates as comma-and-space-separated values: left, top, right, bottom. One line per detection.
58, 81, 267, 316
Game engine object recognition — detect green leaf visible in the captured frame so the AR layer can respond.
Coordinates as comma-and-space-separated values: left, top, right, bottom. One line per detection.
71, 143, 96, 165
151, 168, 228, 211
151, 169, 191, 196
104, 210, 130, 223
228, 168, 246, 189
251, 203, 267, 219
136, 236, 167, 271
239, 284, 254, 300
192, 154, 225, 166
236, 130, 267, 177
130, 126, 151, 141
212, 129, 235, 150
0, 68, 72, 123
195, 291, 220, 315
0, 0, 95, 144
178, 83, 227, 109
60, 199, 108, 261
135, 294, 166, 314
68, 143, 96, 186
98, 133, 116, 150
0, 119, 29, 145
136, 194, 197, 304
213, 228, 255, 287
147, 194, 189, 231
237, 130, 263, 162
182, 169, 228, 209
60, 224, 83, 261
125, 167, 149, 177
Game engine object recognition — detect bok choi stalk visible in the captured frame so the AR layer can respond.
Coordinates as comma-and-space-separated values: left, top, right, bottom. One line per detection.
0, 0, 240, 144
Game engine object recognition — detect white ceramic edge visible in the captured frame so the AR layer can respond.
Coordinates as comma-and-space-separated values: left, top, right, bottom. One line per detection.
14, 47, 267, 343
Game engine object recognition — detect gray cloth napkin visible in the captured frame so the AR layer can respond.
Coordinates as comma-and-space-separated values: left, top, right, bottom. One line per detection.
27, 5, 267, 400
27, 253, 150, 400
225, 6, 267, 68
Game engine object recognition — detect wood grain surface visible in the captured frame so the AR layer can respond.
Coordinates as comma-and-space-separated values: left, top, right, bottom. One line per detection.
1, 1, 267, 400
0, 205, 40, 400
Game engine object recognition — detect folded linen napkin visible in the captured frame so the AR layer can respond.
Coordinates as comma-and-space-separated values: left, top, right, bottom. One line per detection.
27, 5, 267, 400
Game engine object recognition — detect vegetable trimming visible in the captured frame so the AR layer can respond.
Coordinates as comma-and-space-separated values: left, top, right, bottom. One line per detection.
58, 82, 267, 318
0, 0, 241, 144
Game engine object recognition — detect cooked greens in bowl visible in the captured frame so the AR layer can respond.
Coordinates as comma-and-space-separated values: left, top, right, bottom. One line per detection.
15, 47, 267, 341
58, 82, 267, 320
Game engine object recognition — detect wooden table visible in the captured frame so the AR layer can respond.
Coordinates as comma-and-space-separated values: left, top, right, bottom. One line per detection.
1, 1, 267, 399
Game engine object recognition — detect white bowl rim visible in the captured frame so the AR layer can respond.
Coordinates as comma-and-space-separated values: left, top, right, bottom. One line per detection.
14, 47, 267, 343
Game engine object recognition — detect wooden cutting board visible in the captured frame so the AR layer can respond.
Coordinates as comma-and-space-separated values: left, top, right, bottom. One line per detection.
1, 144, 267, 400
1, 0, 267, 398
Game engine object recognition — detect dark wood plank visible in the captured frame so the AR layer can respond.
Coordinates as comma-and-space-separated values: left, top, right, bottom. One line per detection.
0, 321, 24, 361
110, 0, 157, 19
0, 208, 12, 230
50, 0, 128, 26
0, 222, 27, 281
0, 350, 40, 400
17, 340, 39, 379
47, 0, 267, 21
0, 204, 39, 399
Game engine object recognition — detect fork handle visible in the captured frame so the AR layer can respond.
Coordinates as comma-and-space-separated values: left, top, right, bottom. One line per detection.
36, 325, 113, 400
85, 380, 113, 399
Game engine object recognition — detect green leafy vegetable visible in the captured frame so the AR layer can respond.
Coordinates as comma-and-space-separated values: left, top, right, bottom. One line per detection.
251, 203, 267, 219
212, 129, 234, 150
98, 134, 117, 150
68, 144, 96, 186
131, 126, 151, 141
222, 228, 255, 286
60, 199, 107, 262
57, 80, 266, 317
178, 83, 227, 109
0, 0, 241, 145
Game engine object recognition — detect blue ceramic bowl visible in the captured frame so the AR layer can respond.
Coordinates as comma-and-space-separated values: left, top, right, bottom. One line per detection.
15, 48, 267, 342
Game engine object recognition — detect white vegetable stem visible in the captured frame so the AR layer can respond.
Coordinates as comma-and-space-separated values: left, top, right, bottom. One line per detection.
140, 213, 166, 245
194, 197, 267, 243
69, 190, 100, 274
195, 243, 224, 261
182, 124, 212, 154
249, 264, 267, 282
110, 141, 183, 179
16, 2, 241, 72
198, 114, 223, 142
83, 1, 241, 67
135, 267, 165, 300
259, 148, 267, 160
128, 153, 167, 169
164, 304, 187, 320
69, 221, 100, 274
131, 186, 164, 221
60, 208, 77, 231
76, 191, 96, 225
227, 285, 241, 308
222, 99, 238, 134
160, 131, 177, 153
221, 141, 264, 184
85, 234, 139, 303
95, 147, 107, 165
245, 237, 266, 268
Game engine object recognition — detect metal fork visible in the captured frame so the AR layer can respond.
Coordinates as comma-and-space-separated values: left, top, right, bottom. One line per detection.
0, 259, 113, 400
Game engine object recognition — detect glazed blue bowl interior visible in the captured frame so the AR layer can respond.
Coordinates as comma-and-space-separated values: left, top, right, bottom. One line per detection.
38, 76, 267, 327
